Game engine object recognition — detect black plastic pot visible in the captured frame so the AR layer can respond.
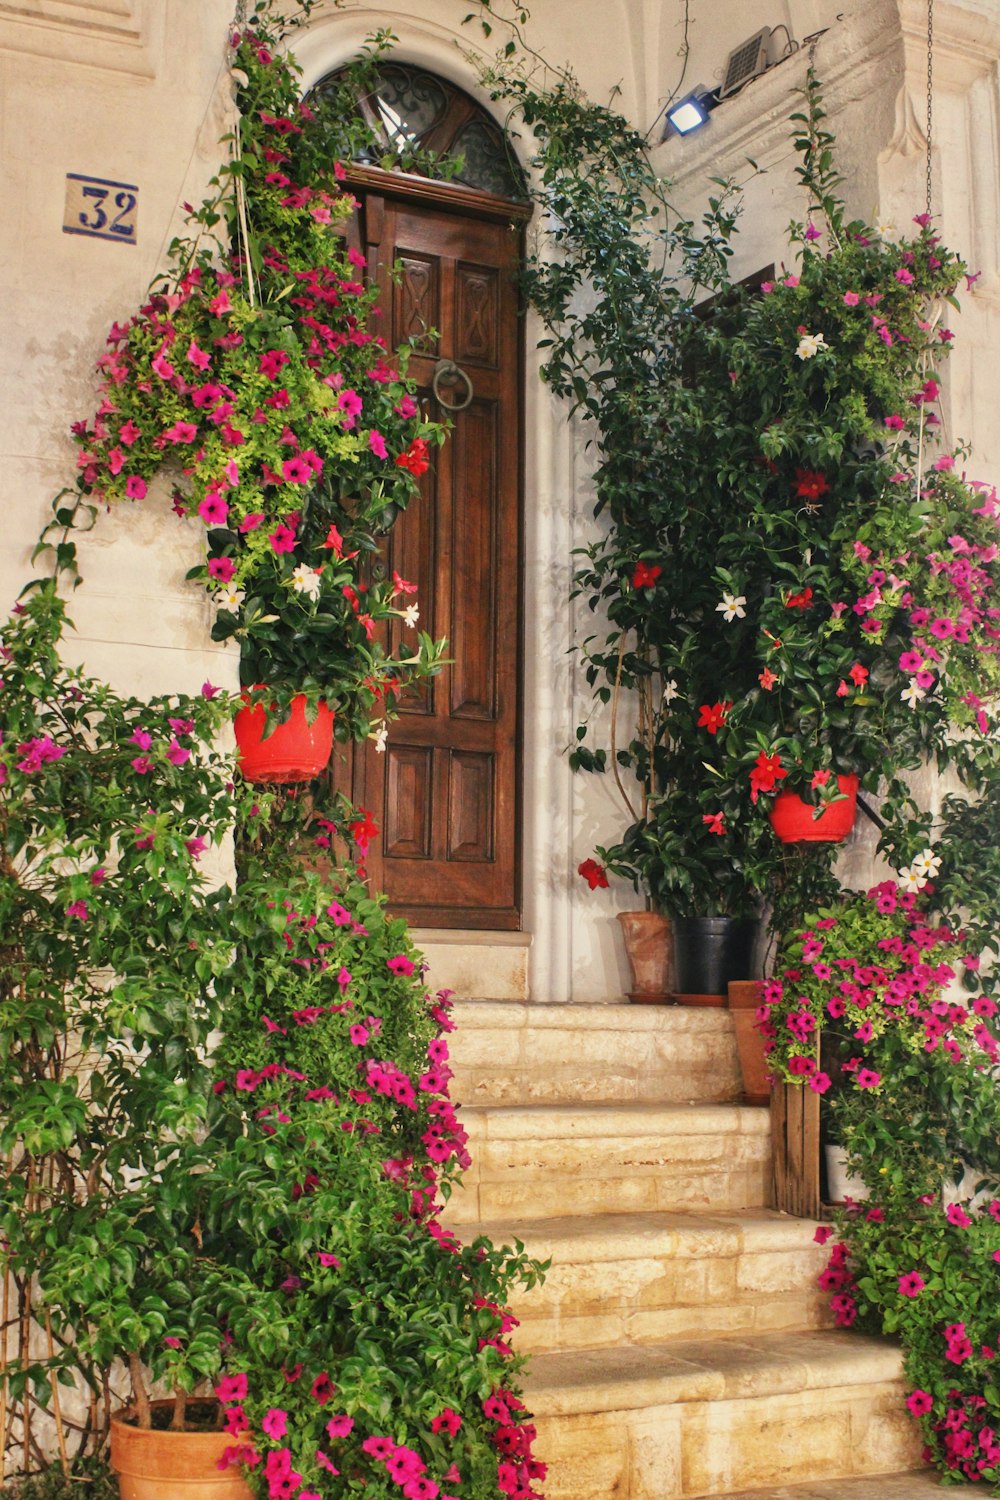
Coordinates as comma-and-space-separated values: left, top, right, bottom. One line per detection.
672, 916, 757, 997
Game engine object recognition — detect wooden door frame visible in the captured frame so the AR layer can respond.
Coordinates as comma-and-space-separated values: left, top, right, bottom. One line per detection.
345, 165, 530, 931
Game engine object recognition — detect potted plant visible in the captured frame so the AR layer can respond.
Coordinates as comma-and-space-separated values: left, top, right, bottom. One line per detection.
0, 583, 246, 1483
497, 54, 996, 951
57, 8, 448, 778
588, 775, 764, 1004
0, 583, 547, 1498
4, 13, 548, 1492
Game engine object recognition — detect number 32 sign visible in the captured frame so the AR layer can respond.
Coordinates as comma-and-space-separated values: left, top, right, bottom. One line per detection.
64, 173, 138, 245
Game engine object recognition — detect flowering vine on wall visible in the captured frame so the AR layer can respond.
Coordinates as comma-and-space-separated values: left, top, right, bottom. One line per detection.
1, 4, 548, 1498
467, 6, 1000, 1483
56, 4, 447, 743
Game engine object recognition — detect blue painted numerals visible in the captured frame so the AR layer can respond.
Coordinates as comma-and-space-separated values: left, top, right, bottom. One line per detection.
64, 174, 138, 245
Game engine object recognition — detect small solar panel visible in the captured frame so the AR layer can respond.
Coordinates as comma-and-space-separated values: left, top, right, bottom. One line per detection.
719, 28, 771, 99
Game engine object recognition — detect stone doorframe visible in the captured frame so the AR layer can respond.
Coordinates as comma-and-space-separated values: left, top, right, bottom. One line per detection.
295, 10, 579, 1004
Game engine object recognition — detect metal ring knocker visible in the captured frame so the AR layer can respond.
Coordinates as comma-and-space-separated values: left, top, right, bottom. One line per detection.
432, 358, 474, 412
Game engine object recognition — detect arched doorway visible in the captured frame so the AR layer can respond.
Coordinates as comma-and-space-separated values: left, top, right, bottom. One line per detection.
317, 62, 529, 931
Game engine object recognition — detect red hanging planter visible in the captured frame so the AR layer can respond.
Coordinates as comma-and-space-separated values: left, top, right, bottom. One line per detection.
234, 690, 334, 784
769, 774, 860, 844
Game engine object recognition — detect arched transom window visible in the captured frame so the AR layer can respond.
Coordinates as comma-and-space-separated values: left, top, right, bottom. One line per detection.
313, 61, 527, 202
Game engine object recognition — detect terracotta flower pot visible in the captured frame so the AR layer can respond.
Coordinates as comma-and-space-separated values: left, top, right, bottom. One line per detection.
234, 690, 334, 784
616, 910, 674, 1003
727, 980, 770, 1105
769, 774, 859, 844
110, 1402, 253, 1500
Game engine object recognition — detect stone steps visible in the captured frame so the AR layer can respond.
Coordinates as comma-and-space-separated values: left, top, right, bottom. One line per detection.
474, 1209, 832, 1353
431, 975, 931, 1497
524, 1331, 921, 1500
706, 1473, 982, 1499
449, 1000, 742, 1107
447, 1101, 772, 1223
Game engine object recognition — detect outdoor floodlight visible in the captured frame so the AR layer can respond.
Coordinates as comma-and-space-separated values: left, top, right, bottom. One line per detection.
663, 89, 715, 139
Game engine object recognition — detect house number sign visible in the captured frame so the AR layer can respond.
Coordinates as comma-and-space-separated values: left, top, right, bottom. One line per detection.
63, 173, 138, 245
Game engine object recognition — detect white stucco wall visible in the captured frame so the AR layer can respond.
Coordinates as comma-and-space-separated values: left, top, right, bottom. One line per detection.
0, 0, 238, 699
2, 0, 998, 1002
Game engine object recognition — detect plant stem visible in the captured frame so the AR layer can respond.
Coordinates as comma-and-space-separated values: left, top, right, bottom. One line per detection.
127, 1352, 152, 1429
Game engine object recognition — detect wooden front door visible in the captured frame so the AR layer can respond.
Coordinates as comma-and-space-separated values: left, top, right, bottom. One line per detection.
349, 173, 523, 930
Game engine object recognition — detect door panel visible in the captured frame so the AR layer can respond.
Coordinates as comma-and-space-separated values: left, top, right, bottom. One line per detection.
352, 186, 522, 930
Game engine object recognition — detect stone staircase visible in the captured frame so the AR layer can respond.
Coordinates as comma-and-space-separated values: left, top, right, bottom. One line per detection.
445, 999, 928, 1500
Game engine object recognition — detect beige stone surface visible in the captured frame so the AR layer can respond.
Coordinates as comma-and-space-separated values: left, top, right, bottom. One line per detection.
474, 1211, 830, 1352
525, 1334, 921, 1499
449, 1000, 744, 1106
449, 1102, 772, 1222
525, 1331, 905, 1417
411, 932, 531, 1001
709, 1470, 983, 1498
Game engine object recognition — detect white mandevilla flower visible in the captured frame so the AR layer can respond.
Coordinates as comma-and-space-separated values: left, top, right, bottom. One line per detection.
911, 848, 943, 879
402, 603, 420, 628
901, 678, 927, 708
662, 679, 679, 704
899, 865, 924, 893
795, 331, 830, 361
716, 591, 747, 622
214, 586, 245, 611
291, 565, 322, 599
373, 722, 388, 753
874, 219, 895, 239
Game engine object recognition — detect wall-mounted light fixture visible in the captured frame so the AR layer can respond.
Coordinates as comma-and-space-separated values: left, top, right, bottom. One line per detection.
662, 87, 718, 139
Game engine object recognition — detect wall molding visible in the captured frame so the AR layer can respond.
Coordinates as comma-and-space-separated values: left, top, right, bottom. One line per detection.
0, 0, 155, 78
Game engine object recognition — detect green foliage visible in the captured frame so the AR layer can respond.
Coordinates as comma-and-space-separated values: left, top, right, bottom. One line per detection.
0, 583, 242, 1419
0, 589, 545, 1494
0, 1456, 115, 1500
766, 886, 1000, 1485
60, 12, 448, 744
475, 47, 1000, 928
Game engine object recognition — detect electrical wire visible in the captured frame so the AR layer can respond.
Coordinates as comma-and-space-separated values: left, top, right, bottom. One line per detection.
644, 0, 691, 144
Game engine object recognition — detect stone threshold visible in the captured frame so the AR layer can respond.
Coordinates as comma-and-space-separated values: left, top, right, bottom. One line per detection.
410, 929, 532, 1001
703, 1468, 981, 1497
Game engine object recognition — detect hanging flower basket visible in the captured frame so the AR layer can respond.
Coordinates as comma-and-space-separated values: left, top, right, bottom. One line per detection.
234, 690, 334, 784
769, 774, 860, 844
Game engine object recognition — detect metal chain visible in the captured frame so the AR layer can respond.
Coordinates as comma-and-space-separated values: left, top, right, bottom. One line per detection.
926, 0, 934, 215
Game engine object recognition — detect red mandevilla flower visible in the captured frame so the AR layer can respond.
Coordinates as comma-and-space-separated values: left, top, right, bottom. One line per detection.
578, 857, 608, 890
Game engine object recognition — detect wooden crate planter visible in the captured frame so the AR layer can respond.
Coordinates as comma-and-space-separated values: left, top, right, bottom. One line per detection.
770, 1080, 821, 1218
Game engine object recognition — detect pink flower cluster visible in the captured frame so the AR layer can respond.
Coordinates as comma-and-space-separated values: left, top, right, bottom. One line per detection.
209, 859, 540, 1496
69, 56, 427, 598
757, 883, 999, 1086
848, 486, 1000, 732
918, 1390, 1000, 1480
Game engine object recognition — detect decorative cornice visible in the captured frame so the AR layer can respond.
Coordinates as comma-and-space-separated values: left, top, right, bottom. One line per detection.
653, 3, 905, 191
899, 0, 1000, 85
0, 0, 154, 78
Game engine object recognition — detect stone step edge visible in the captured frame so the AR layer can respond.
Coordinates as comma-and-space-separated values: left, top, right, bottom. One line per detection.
523, 1330, 903, 1417
458, 1100, 771, 1139
696, 1468, 975, 1499
450, 999, 737, 1033
470, 1208, 825, 1260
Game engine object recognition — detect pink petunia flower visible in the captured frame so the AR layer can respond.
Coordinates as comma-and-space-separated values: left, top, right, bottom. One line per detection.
898, 1271, 926, 1297
269, 523, 297, 554
198, 493, 229, 526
